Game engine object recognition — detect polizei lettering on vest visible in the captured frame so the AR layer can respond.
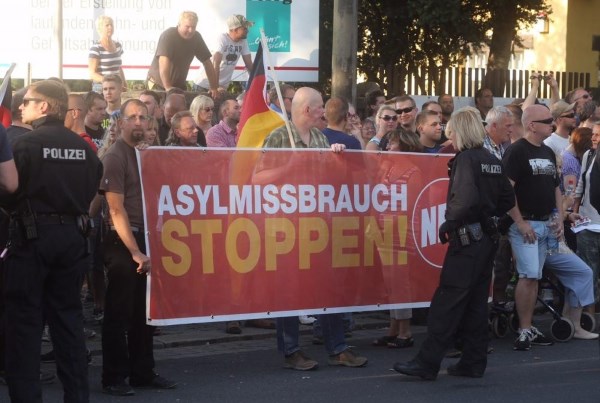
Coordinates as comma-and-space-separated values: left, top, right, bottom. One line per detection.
481, 163, 501, 174
43, 148, 86, 160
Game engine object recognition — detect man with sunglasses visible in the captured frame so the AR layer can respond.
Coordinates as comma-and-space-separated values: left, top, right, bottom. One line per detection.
503, 104, 561, 351
543, 100, 576, 156
392, 95, 418, 133
2, 79, 102, 402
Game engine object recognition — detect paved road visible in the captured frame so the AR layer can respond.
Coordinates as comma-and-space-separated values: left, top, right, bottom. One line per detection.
26, 315, 600, 403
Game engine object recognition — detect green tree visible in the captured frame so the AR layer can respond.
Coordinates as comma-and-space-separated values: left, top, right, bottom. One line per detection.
354, 0, 550, 96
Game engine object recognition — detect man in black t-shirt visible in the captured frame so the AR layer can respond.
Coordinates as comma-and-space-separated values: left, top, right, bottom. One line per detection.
147, 11, 218, 96
503, 104, 561, 351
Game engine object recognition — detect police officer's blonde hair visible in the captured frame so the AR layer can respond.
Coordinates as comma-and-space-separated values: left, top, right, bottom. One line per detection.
29, 80, 69, 121
451, 107, 485, 151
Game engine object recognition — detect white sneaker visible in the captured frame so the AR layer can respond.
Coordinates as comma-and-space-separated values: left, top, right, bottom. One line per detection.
299, 315, 316, 325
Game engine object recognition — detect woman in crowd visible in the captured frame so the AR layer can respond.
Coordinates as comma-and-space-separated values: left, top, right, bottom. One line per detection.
97, 111, 121, 159
143, 117, 161, 146
365, 105, 398, 151
88, 15, 126, 93
190, 94, 215, 135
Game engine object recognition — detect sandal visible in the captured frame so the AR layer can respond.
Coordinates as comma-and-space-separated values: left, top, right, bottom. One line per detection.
387, 336, 414, 348
372, 335, 397, 346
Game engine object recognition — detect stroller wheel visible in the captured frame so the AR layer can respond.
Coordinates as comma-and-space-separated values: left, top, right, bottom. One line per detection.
491, 314, 509, 338
580, 312, 596, 332
550, 318, 575, 342
509, 312, 520, 334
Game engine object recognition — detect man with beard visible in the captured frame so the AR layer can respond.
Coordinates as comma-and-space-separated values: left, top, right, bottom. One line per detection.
194, 14, 254, 93
99, 99, 176, 395
206, 99, 241, 147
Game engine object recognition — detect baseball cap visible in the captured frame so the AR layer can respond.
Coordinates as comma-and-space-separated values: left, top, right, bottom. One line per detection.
550, 100, 576, 119
227, 15, 254, 30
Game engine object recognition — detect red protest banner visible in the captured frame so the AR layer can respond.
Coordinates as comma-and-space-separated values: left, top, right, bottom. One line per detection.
139, 148, 452, 325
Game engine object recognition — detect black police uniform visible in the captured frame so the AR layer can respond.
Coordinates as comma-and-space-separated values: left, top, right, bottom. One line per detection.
412, 147, 515, 376
2, 116, 102, 402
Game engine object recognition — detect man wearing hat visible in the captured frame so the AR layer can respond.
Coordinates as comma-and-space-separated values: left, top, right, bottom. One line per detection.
194, 14, 254, 92
544, 100, 577, 155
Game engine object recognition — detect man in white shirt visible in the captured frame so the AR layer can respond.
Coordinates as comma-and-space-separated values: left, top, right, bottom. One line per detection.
194, 15, 253, 92
544, 100, 576, 155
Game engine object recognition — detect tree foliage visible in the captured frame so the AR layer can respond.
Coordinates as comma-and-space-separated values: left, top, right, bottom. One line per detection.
351, 0, 550, 96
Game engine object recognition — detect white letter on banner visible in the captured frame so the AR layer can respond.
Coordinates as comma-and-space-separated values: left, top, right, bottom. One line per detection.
298, 185, 316, 213
157, 185, 176, 216
353, 184, 370, 213
280, 184, 297, 214
389, 184, 407, 212
192, 185, 212, 215
335, 184, 353, 212
230, 185, 252, 214
372, 184, 389, 212
175, 185, 194, 216
262, 184, 280, 214
421, 206, 437, 247
318, 184, 335, 212
212, 185, 228, 215
254, 185, 262, 214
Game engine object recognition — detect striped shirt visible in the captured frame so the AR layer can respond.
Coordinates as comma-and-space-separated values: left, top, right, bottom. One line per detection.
88, 41, 124, 79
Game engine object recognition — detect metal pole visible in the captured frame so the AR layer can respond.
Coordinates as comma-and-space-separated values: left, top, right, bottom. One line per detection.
331, 0, 357, 103
56, 0, 63, 79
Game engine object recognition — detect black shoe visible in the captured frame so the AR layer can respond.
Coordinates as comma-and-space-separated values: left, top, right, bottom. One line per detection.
41, 350, 55, 363
102, 382, 135, 396
393, 360, 437, 380
130, 374, 177, 389
447, 363, 484, 378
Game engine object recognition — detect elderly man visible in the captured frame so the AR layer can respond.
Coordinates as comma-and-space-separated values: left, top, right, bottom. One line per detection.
503, 104, 561, 351
259, 87, 367, 371
147, 11, 218, 96
194, 14, 253, 92
158, 92, 187, 145
484, 106, 514, 160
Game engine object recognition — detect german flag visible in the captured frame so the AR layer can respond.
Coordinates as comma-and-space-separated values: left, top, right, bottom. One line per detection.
0, 65, 14, 127
236, 42, 284, 148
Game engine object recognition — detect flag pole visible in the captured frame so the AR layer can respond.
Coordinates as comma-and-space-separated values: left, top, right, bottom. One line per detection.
259, 30, 295, 149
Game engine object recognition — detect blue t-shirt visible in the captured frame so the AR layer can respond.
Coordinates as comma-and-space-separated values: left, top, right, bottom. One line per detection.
423, 144, 442, 154
322, 128, 362, 150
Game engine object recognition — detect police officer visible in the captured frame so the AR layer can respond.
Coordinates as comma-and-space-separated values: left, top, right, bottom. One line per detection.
2, 80, 102, 402
393, 107, 515, 380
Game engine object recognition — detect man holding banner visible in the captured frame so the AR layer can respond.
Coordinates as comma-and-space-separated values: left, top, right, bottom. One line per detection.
260, 87, 368, 371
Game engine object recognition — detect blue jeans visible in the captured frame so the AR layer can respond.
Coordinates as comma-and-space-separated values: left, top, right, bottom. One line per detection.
508, 220, 549, 279
545, 252, 595, 307
277, 314, 347, 356
313, 313, 354, 338
576, 230, 600, 303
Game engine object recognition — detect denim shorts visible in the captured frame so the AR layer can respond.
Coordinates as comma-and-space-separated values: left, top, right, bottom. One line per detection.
507, 220, 549, 279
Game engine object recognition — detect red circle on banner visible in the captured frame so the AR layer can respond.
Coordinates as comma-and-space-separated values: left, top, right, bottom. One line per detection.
411, 178, 450, 269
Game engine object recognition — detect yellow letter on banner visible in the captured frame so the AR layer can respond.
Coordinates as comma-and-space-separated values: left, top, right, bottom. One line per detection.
331, 216, 360, 268
363, 215, 394, 266
264, 218, 295, 271
161, 219, 191, 277
226, 218, 260, 274
190, 219, 223, 274
298, 217, 329, 270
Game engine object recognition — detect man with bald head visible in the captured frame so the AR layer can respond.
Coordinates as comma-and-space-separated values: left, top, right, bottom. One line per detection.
261, 87, 366, 371
503, 104, 561, 351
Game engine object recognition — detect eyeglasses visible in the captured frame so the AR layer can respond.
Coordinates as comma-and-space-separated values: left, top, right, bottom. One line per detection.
22, 98, 44, 107
202, 107, 214, 112
395, 107, 414, 115
122, 115, 151, 123
347, 113, 359, 119
380, 115, 398, 122
560, 113, 575, 119
531, 118, 554, 125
